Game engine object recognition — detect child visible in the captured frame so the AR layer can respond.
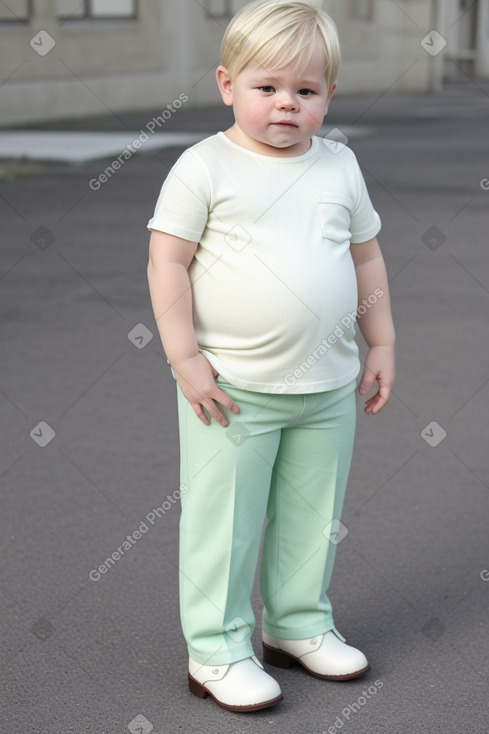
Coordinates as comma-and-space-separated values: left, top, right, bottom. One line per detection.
147, 0, 395, 713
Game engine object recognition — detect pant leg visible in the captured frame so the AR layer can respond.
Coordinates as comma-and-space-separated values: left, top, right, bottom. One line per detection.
177, 382, 284, 666
261, 380, 356, 639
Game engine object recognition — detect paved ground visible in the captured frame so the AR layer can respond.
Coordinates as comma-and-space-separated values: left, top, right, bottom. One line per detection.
1, 80, 489, 734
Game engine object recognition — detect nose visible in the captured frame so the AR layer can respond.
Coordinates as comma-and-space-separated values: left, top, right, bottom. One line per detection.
276, 91, 299, 111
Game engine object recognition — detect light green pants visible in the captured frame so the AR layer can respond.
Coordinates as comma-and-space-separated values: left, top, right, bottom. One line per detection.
177, 378, 357, 666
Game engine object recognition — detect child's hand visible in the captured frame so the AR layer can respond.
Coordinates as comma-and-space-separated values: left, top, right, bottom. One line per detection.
358, 345, 395, 415
172, 353, 240, 427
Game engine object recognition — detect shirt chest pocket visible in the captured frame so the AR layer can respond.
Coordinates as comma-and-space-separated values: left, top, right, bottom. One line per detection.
317, 192, 353, 243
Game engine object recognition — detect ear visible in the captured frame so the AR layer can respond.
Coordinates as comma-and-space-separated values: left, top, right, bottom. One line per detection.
324, 82, 337, 115
216, 65, 234, 107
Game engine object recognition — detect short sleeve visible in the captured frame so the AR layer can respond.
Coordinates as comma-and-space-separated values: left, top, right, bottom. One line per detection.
349, 155, 381, 244
147, 149, 211, 242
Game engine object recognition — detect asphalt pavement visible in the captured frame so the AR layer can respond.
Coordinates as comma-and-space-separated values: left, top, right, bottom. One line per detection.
1, 81, 489, 733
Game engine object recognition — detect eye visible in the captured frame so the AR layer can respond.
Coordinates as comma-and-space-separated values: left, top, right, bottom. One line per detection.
259, 86, 275, 93
298, 88, 314, 96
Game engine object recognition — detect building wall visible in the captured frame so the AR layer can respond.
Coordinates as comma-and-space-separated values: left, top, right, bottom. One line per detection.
0, 0, 487, 126
476, 0, 489, 77
326, 0, 434, 94
0, 0, 189, 125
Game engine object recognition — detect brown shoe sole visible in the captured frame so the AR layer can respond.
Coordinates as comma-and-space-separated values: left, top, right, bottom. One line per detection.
262, 641, 370, 681
188, 673, 283, 712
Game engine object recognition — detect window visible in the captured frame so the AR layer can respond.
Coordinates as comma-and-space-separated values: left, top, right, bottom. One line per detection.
204, 0, 238, 21
0, 0, 30, 22
348, 0, 374, 21
57, 0, 136, 20
90, 0, 135, 17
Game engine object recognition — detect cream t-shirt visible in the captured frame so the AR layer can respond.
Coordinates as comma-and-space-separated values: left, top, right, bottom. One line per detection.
147, 133, 381, 394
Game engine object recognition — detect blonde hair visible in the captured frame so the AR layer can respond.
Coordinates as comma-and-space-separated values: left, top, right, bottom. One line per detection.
220, 0, 340, 89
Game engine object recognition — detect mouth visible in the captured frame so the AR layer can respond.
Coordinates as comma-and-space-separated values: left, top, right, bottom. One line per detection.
273, 120, 298, 128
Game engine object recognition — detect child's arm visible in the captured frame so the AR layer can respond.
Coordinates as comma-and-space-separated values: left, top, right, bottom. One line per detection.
350, 237, 396, 415
147, 230, 240, 426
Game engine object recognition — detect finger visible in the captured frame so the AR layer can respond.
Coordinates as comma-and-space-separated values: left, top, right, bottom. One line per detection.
364, 399, 381, 415
364, 397, 376, 414
374, 382, 392, 411
365, 398, 380, 415
214, 387, 240, 414
201, 399, 230, 427
192, 403, 211, 426
359, 367, 376, 396
365, 384, 391, 414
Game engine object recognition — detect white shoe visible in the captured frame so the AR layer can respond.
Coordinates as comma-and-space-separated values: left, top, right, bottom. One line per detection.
188, 655, 283, 711
262, 629, 369, 680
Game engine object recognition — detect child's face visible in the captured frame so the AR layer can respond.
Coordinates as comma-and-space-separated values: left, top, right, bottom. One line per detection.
217, 46, 335, 157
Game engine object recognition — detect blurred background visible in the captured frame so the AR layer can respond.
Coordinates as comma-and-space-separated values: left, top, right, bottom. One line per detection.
0, 0, 488, 125
2, 2, 489, 733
